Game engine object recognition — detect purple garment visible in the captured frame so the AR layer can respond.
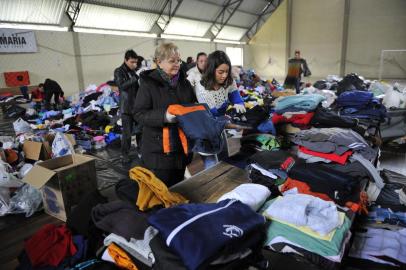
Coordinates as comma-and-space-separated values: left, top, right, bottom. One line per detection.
171, 72, 180, 87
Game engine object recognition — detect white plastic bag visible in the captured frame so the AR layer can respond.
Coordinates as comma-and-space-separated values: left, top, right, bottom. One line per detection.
383, 87, 406, 109
18, 163, 33, 178
13, 118, 32, 135
0, 136, 14, 150
52, 132, 74, 158
0, 160, 24, 217
0, 160, 22, 188
8, 184, 42, 217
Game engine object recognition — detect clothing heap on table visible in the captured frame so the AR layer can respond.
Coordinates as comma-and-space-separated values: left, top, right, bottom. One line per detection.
271, 94, 325, 130
336, 90, 387, 122
10, 72, 406, 270
16, 168, 270, 270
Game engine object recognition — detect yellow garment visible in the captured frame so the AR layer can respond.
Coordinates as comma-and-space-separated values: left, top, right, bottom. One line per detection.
105, 125, 114, 133
129, 166, 189, 211
107, 243, 138, 270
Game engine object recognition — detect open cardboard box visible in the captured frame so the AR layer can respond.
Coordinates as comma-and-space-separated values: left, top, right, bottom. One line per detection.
23, 140, 52, 161
23, 154, 97, 221
23, 134, 76, 161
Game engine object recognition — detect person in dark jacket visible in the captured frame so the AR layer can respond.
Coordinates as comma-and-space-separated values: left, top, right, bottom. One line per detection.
43, 78, 64, 110
133, 42, 197, 187
284, 50, 311, 94
114, 49, 141, 163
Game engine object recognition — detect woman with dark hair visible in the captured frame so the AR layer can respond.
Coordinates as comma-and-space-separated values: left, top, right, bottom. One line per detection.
194, 50, 246, 169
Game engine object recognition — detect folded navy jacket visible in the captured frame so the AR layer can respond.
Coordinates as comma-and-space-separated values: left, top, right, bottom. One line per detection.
167, 104, 226, 155
337, 90, 374, 108
148, 199, 265, 270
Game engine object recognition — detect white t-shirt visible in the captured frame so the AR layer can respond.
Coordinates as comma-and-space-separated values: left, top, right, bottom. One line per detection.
194, 79, 237, 109
186, 66, 202, 87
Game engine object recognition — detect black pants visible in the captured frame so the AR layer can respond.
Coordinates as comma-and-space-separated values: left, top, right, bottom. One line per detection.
152, 168, 186, 187
295, 77, 301, 94
44, 90, 60, 110
121, 113, 142, 157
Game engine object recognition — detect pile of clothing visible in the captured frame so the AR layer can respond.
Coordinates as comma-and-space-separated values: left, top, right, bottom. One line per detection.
271, 94, 326, 130
302, 86, 336, 108
13, 83, 123, 153
336, 73, 368, 96
16, 167, 271, 270
346, 168, 406, 268
243, 149, 372, 268
261, 194, 352, 269
336, 90, 387, 122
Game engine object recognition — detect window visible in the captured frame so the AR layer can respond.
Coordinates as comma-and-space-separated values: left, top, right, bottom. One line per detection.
226, 47, 243, 66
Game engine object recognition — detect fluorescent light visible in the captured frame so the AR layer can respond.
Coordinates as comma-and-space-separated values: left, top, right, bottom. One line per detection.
73, 27, 157, 38
0, 23, 68, 32
213, 39, 246, 45
161, 34, 211, 42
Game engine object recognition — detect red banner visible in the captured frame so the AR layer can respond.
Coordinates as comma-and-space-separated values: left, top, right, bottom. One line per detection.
4, 71, 30, 87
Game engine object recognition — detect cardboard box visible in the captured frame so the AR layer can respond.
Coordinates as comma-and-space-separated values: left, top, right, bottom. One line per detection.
23, 154, 97, 221
23, 134, 76, 161
23, 140, 52, 161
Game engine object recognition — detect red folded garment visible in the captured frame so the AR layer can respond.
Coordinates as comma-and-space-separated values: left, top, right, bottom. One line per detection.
272, 112, 314, 125
299, 146, 353, 165
281, 177, 333, 202
24, 224, 77, 267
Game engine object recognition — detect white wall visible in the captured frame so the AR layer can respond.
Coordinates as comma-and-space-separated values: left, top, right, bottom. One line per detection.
247, 0, 406, 80
246, 0, 288, 81
346, 0, 406, 79
0, 30, 242, 96
0, 31, 80, 96
77, 33, 223, 87
290, 0, 344, 79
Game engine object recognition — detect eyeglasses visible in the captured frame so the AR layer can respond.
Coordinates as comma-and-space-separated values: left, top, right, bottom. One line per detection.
165, 59, 182, 65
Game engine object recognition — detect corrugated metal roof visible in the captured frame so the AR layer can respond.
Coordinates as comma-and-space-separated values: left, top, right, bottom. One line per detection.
82, 0, 166, 13
216, 25, 247, 41
0, 0, 283, 41
0, 0, 65, 24
239, 0, 269, 14
164, 17, 212, 37
75, 3, 158, 32
227, 11, 256, 28
175, 1, 221, 21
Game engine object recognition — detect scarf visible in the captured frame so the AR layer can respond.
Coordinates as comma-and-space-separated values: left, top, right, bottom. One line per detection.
157, 68, 179, 88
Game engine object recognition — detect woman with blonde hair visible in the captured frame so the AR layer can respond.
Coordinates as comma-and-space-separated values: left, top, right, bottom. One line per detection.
133, 42, 196, 186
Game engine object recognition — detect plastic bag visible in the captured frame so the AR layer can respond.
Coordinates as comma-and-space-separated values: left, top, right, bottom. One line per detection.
369, 81, 390, 97
0, 136, 14, 150
18, 163, 33, 178
0, 160, 24, 216
383, 86, 406, 109
13, 118, 32, 135
8, 184, 42, 217
52, 132, 74, 158
0, 160, 22, 188
25, 108, 37, 117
